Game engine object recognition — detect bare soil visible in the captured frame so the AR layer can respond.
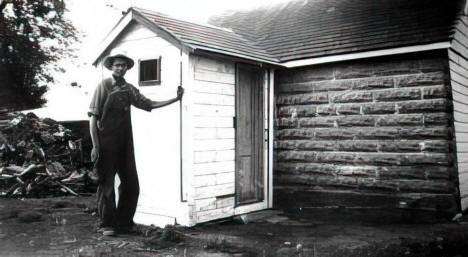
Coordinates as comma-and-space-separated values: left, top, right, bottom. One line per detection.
1, 196, 468, 257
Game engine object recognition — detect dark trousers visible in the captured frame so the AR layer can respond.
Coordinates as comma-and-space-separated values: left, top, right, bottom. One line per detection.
96, 146, 139, 228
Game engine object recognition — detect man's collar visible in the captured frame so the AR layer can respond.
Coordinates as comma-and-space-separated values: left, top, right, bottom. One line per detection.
111, 75, 126, 87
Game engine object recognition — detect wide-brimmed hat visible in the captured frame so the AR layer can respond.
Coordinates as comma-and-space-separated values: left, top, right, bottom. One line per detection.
103, 54, 134, 70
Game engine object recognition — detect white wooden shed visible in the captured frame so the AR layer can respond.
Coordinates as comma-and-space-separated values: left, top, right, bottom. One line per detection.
93, 7, 277, 227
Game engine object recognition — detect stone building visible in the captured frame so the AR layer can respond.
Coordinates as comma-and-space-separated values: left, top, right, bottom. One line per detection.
211, 0, 468, 221
95, 0, 468, 226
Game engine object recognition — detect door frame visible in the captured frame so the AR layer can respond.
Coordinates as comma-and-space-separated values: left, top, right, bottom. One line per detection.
234, 63, 273, 215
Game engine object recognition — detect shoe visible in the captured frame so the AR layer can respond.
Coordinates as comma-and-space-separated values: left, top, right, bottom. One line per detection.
101, 227, 117, 236
117, 226, 138, 235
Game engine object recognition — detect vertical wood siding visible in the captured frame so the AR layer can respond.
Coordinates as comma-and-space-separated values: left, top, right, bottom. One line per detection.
191, 55, 236, 223
450, 15, 468, 211
274, 51, 457, 217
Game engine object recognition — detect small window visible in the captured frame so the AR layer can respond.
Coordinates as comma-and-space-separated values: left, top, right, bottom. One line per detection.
139, 57, 161, 86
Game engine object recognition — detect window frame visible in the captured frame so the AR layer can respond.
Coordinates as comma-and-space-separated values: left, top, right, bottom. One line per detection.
138, 56, 162, 86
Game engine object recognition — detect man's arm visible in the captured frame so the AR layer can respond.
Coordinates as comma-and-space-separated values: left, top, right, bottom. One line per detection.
89, 115, 100, 162
149, 86, 184, 110
150, 97, 179, 109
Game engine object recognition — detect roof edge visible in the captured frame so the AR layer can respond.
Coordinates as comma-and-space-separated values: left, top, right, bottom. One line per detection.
92, 10, 134, 66
282, 42, 452, 68
188, 44, 281, 66
92, 8, 188, 67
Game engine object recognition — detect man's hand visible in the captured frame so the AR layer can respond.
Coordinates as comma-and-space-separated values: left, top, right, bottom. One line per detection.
91, 147, 100, 163
177, 86, 184, 100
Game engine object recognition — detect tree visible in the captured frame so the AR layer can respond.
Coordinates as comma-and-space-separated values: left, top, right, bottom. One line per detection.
0, 0, 78, 109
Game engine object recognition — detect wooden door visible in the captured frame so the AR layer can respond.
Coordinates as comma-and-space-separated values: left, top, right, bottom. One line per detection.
235, 63, 264, 206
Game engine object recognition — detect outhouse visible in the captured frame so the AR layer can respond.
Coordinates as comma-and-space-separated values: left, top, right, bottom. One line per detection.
93, 7, 276, 227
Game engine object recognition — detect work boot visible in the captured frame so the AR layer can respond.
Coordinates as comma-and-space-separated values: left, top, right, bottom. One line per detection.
101, 227, 117, 236
117, 226, 138, 235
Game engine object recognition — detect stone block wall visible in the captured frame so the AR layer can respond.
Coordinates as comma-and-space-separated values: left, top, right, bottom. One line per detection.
273, 51, 458, 218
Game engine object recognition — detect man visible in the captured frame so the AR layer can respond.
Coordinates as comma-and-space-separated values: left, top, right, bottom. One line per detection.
88, 54, 183, 236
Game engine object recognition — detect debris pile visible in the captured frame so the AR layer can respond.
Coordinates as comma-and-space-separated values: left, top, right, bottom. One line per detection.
0, 110, 97, 197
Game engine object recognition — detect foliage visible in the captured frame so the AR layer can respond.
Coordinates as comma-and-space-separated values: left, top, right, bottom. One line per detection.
0, 0, 79, 109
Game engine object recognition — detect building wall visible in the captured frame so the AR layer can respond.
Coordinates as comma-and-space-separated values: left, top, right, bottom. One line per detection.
102, 21, 187, 226
450, 14, 468, 211
189, 55, 236, 223
274, 51, 457, 218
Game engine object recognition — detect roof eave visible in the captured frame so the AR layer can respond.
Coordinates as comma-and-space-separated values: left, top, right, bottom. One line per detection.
187, 43, 280, 66
281, 41, 452, 68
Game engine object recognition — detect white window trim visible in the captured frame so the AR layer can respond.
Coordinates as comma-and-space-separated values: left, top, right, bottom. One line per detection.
138, 56, 162, 86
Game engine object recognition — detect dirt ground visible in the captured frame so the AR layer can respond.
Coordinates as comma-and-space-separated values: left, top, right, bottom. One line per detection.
1, 196, 468, 257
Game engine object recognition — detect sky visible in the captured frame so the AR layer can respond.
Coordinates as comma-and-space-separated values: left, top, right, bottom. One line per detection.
33, 0, 289, 120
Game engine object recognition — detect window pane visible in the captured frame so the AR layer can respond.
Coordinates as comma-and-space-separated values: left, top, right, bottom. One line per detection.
140, 59, 159, 81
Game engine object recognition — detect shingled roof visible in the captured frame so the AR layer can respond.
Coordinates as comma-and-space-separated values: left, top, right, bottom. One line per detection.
209, 0, 463, 62
132, 7, 278, 63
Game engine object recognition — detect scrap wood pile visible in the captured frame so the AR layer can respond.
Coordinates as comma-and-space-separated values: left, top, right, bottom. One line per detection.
0, 110, 97, 198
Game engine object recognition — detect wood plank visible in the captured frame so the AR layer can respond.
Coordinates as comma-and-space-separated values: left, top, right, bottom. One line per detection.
458, 173, 468, 197
461, 197, 468, 212
192, 104, 235, 117
450, 69, 468, 86
456, 152, 468, 163
456, 50, 468, 68
194, 161, 235, 175
455, 21, 468, 42
193, 139, 235, 151
269, 69, 275, 209
193, 116, 234, 128
216, 196, 235, 208
453, 99, 468, 112
192, 80, 235, 95
455, 132, 468, 143
449, 51, 468, 71
193, 92, 235, 106
454, 110, 468, 123
454, 27, 468, 51
449, 61, 468, 79
194, 175, 217, 187
456, 142, 468, 152
194, 184, 235, 199
194, 69, 235, 85
194, 150, 235, 163
448, 49, 460, 64
451, 40, 468, 63
457, 163, 468, 173
194, 56, 235, 74
195, 198, 217, 212
216, 172, 235, 185
194, 172, 235, 187
454, 122, 468, 133
451, 81, 468, 96
196, 206, 234, 223
193, 128, 234, 140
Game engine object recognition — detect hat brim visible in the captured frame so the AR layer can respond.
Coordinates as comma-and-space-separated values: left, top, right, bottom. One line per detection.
103, 54, 135, 70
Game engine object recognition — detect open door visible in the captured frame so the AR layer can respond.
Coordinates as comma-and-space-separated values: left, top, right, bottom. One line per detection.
235, 63, 265, 207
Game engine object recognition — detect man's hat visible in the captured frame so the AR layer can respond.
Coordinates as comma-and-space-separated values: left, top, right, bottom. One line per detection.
103, 54, 135, 70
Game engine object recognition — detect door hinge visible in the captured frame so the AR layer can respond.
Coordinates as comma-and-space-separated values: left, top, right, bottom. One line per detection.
233, 116, 237, 128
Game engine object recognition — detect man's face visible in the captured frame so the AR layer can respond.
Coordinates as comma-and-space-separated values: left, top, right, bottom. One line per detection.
111, 58, 128, 78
